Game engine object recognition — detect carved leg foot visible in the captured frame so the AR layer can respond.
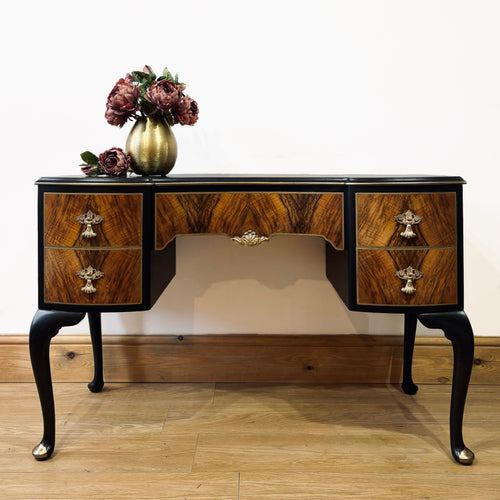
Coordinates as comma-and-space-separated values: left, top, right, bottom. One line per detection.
418, 311, 475, 465
29, 310, 86, 460
402, 313, 419, 395
87, 312, 104, 393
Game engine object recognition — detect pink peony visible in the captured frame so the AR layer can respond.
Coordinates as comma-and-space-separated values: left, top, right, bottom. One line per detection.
104, 107, 129, 127
98, 147, 130, 176
145, 79, 181, 111
105, 75, 140, 127
173, 96, 199, 126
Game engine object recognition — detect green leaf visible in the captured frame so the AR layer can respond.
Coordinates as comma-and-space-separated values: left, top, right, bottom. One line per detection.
163, 67, 174, 82
131, 71, 148, 83
132, 71, 156, 86
163, 110, 175, 126
145, 66, 156, 80
80, 151, 99, 166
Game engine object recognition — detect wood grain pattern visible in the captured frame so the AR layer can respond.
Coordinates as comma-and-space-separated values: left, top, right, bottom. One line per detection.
356, 192, 456, 247
156, 192, 343, 250
3, 383, 500, 498
357, 248, 457, 305
44, 248, 142, 305
2, 334, 500, 384
44, 193, 142, 247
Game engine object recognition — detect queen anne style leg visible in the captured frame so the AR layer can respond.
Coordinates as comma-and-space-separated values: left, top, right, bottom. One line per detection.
29, 310, 86, 460
418, 311, 475, 465
402, 313, 419, 395
87, 312, 104, 393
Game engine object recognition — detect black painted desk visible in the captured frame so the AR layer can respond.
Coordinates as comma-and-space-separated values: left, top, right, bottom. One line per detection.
30, 175, 475, 464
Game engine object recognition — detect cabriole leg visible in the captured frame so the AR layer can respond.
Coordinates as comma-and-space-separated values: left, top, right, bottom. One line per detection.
418, 311, 475, 465
29, 309, 86, 460
87, 312, 104, 393
402, 313, 418, 395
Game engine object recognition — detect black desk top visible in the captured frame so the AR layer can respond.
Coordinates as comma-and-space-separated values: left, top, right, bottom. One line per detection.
36, 174, 466, 186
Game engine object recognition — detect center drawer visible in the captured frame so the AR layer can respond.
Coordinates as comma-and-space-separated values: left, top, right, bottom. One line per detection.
155, 192, 344, 250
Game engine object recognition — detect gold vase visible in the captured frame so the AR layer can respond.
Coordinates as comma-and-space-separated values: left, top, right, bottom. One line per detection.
125, 115, 177, 176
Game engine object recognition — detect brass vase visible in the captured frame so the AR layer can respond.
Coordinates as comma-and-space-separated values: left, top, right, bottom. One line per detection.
126, 115, 177, 176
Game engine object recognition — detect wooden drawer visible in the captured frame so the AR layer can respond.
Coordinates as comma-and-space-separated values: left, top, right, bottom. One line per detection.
44, 248, 142, 305
155, 192, 344, 250
357, 248, 458, 306
44, 193, 142, 247
356, 192, 456, 247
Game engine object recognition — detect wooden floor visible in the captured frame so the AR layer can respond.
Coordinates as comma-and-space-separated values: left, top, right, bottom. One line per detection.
1, 382, 500, 499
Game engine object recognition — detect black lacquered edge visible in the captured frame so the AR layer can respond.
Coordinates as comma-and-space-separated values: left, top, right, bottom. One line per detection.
36, 174, 466, 186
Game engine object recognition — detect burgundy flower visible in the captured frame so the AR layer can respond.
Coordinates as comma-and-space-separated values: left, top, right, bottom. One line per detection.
145, 79, 181, 111
173, 96, 199, 126
98, 147, 131, 176
105, 75, 140, 127
104, 107, 129, 127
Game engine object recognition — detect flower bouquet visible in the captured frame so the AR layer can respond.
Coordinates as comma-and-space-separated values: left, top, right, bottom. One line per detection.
105, 65, 199, 128
81, 65, 199, 177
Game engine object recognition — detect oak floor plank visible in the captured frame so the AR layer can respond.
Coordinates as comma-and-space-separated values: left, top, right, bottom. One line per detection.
0, 472, 239, 500
1, 434, 198, 473
1, 382, 500, 498
239, 472, 500, 500
192, 431, 500, 474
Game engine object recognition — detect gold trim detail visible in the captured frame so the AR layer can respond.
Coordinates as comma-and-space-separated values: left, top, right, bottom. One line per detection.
32, 442, 49, 460
231, 230, 270, 247
394, 210, 422, 239
76, 266, 104, 294
457, 448, 475, 465
396, 266, 423, 295
76, 210, 104, 238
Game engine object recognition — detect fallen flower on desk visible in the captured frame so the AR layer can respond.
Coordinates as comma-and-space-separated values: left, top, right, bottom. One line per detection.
80, 148, 131, 177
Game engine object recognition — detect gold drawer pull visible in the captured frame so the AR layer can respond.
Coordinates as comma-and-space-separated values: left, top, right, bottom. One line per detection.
76, 211, 104, 238
231, 230, 269, 247
394, 210, 422, 239
396, 266, 423, 295
77, 266, 104, 294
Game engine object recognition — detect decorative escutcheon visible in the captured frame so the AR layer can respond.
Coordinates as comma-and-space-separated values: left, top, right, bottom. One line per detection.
76, 266, 104, 294
76, 211, 104, 238
394, 210, 422, 239
231, 230, 270, 247
396, 266, 423, 295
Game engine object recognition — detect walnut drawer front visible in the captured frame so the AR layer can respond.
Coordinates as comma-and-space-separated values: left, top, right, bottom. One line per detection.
44, 248, 142, 305
357, 248, 457, 306
44, 193, 142, 247
356, 192, 456, 247
155, 192, 344, 250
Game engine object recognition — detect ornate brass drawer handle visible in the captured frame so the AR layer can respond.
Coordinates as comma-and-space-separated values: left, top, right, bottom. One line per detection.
394, 210, 422, 239
76, 211, 104, 238
396, 266, 423, 295
76, 266, 104, 294
231, 230, 269, 247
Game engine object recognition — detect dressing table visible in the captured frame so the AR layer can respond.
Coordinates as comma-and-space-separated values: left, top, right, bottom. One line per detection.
29, 174, 475, 464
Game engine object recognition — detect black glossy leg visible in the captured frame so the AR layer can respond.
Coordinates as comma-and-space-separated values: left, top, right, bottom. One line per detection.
402, 313, 418, 395
29, 309, 86, 460
418, 311, 475, 465
87, 312, 104, 393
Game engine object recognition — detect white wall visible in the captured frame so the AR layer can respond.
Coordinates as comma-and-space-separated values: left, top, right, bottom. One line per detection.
1, 0, 498, 336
